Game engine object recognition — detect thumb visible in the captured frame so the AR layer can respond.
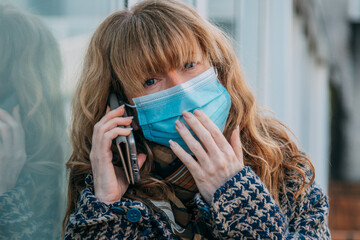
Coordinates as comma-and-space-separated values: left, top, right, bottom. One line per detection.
137, 153, 147, 169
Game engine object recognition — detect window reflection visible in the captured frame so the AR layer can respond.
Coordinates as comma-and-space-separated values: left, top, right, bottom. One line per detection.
0, 3, 66, 239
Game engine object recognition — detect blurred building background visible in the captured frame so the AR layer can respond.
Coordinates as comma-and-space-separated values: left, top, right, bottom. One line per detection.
1, 0, 359, 239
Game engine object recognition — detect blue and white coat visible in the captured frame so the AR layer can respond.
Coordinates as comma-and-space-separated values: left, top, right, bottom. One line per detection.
65, 166, 331, 239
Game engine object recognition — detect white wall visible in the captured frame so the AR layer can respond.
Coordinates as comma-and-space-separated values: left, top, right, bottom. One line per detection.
206, 0, 330, 191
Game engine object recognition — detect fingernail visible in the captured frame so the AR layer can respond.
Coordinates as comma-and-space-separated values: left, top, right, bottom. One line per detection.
194, 109, 202, 117
117, 104, 125, 109
169, 140, 177, 148
13, 105, 20, 113
182, 111, 192, 119
125, 116, 134, 120
175, 120, 184, 129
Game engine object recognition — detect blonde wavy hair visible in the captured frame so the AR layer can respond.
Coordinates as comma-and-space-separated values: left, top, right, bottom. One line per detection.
63, 0, 314, 231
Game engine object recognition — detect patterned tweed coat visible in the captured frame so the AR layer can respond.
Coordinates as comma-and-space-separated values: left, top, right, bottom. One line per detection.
65, 166, 331, 239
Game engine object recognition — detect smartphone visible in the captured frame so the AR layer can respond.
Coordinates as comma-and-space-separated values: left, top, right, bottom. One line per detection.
108, 91, 140, 184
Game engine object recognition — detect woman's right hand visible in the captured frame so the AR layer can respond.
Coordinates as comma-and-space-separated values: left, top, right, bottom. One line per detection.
90, 105, 147, 204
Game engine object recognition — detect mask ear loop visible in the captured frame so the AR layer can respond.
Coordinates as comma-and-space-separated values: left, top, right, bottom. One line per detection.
214, 67, 219, 76
125, 103, 136, 108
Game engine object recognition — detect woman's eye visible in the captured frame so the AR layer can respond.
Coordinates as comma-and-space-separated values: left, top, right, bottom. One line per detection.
184, 62, 196, 69
144, 78, 157, 87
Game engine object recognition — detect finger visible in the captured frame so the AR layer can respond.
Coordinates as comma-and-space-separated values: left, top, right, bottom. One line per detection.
193, 109, 232, 153
99, 105, 125, 124
0, 108, 14, 124
175, 120, 208, 161
101, 116, 133, 133
0, 108, 20, 132
182, 111, 218, 155
0, 121, 6, 146
94, 106, 126, 135
103, 127, 132, 141
11, 106, 25, 149
106, 106, 111, 114
101, 127, 132, 150
169, 140, 200, 172
230, 126, 243, 163
0, 114, 12, 148
12, 106, 21, 124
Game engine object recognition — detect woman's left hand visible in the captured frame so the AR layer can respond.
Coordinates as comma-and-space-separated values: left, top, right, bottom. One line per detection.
169, 109, 244, 205
0, 106, 26, 194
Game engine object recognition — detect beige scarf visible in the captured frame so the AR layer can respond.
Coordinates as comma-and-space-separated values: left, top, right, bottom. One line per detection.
149, 143, 212, 240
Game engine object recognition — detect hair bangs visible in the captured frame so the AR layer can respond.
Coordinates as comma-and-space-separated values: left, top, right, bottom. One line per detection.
111, 10, 201, 96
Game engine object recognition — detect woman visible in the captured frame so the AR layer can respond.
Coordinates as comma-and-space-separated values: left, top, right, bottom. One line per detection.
0, 3, 65, 239
64, 0, 330, 239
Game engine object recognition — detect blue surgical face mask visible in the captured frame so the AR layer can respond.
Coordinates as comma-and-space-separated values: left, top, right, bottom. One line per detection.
131, 67, 231, 154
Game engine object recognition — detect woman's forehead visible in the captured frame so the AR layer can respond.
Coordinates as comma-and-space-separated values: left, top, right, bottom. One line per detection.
147, 49, 204, 73
119, 40, 203, 77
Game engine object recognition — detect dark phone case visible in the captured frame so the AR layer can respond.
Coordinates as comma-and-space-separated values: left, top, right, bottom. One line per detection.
108, 92, 140, 184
